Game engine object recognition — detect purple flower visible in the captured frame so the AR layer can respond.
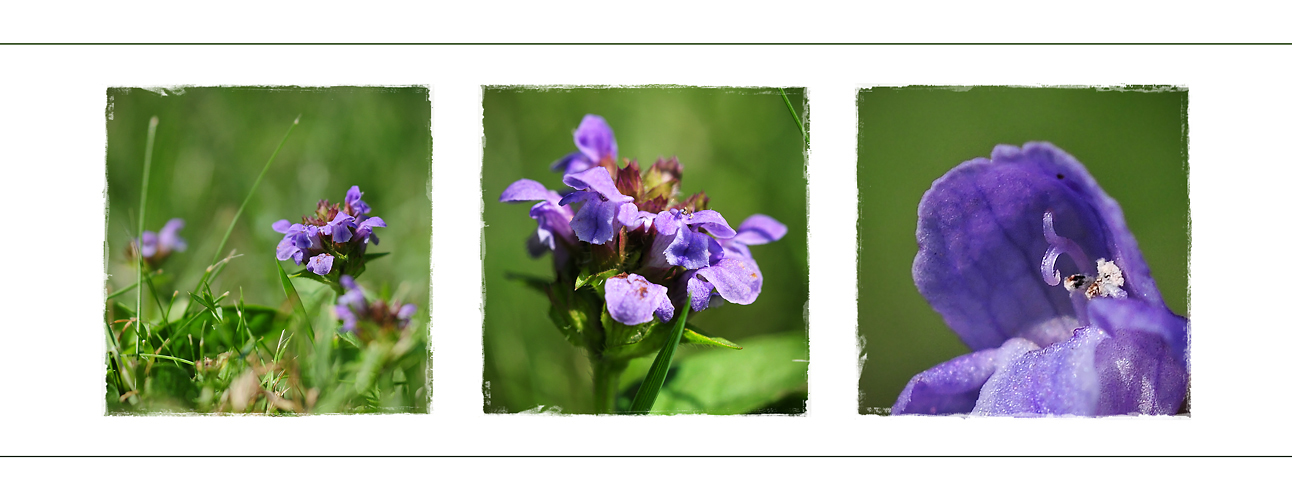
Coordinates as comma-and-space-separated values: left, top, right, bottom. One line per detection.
643, 208, 737, 271
559, 166, 645, 245
892, 142, 1188, 416
680, 214, 786, 312
134, 218, 187, 266
273, 185, 386, 277
500, 178, 575, 256
605, 273, 675, 326
551, 114, 618, 175
334, 274, 418, 338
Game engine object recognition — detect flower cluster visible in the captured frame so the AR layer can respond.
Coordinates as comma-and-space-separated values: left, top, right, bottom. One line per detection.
501, 114, 786, 348
272, 186, 386, 278
893, 143, 1188, 416
130, 218, 186, 268
335, 275, 417, 342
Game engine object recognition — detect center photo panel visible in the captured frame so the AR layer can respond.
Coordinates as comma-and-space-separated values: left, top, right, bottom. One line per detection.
482, 87, 809, 415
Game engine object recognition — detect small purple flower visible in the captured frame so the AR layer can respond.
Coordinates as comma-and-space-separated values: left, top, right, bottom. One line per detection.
134, 218, 187, 267
334, 274, 418, 338
679, 214, 786, 312
559, 166, 642, 245
892, 142, 1188, 416
500, 178, 575, 256
644, 208, 737, 271
273, 185, 386, 277
604, 273, 675, 326
551, 114, 618, 175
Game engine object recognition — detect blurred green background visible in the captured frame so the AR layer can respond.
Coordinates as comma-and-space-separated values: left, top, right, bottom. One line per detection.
857, 87, 1189, 412
106, 87, 431, 333
482, 87, 809, 414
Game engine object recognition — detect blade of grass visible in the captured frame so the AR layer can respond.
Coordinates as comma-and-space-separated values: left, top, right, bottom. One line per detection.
188, 116, 299, 310
137, 353, 195, 366
135, 116, 159, 342
106, 269, 163, 300
779, 88, 808, 148
275, 259, 316, 347
628, 292, 691, 414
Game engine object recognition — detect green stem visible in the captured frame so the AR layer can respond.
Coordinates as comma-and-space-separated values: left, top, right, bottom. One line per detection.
592, 357, 627, 414
184, 115, 299, 317
779, 88, 808, 148
136, 116, 159, 341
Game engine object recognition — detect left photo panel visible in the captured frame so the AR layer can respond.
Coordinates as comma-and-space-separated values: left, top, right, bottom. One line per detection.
104, 87, 431, 414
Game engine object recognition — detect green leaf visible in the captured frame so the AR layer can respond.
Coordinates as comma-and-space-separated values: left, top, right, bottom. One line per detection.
276, 260, 316, 347
364, 252, 391, 262
681, 323, 742, 350
628, 292, 691, 413
621, 331, 807, 415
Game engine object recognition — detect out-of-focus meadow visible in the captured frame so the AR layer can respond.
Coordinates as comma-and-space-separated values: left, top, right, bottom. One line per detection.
482, 88, 809, 414
857, 87, 1189, 412
105, 87, 431, 413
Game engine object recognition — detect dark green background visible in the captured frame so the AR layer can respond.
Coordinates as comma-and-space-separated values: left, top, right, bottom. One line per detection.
106, 87, 431, 327
857, 87, 1189, 412
482, 87, 809, 413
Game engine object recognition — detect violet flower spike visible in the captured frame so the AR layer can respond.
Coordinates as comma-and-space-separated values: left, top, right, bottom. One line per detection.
604, 274, 675, 326
679, 214, 786, 312
893, 142, 1188, 417
550, 114, 618, 175
335, 275, 367, 333
135, 218, 187, 264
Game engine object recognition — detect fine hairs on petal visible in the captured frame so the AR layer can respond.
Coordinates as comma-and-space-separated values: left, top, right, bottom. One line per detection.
1041, 210, 1093, 285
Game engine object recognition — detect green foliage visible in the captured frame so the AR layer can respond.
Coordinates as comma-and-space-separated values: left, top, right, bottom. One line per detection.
619, 332, 807, 415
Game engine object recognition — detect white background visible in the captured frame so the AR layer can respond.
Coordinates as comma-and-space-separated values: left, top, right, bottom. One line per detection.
2, 4, 1291, 495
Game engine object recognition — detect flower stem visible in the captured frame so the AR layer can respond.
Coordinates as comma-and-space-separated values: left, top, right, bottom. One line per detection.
135, 116, 159, 345
592, 356, 627, 414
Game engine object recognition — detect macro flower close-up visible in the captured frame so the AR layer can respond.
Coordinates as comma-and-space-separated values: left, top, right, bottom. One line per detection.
893, 142, 1188, 416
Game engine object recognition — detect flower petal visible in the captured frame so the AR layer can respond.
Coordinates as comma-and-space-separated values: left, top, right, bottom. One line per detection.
972, 329, 1103, 416
563, 165, 631, 203
306, 254, 334, 275
1088, 297, 1189, 368
665, 227, 714, 270
913, 142, 1158, 351
272, 219, 293, 233
573, 114, 617, 166
550, 151, 594, 174
1092, 324, 1188, 415
605, 274, 668, 326
500, 179, 552, 202
569, 197, 619, 244
694, 253, 763, 305
892, 345, 1012, 416
731, 214, 787, 246
683, 210, 736, 239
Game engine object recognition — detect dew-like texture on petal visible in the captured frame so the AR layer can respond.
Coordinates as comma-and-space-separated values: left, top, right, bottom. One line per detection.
1093, 326, 1188, 415
605, 274, 669, 326
499, 179, 552, 202
574, 114, 617, 166
913, 142, 1160, 351
732, 214, 787, 246
1087, 297, 1189, 368
892, 347, 1005, 415
972, 328, 1103, 416
694, 252, 763, 305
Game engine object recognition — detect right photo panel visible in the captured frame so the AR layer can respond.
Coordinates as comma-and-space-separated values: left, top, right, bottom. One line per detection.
858, 87, 1190, 416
